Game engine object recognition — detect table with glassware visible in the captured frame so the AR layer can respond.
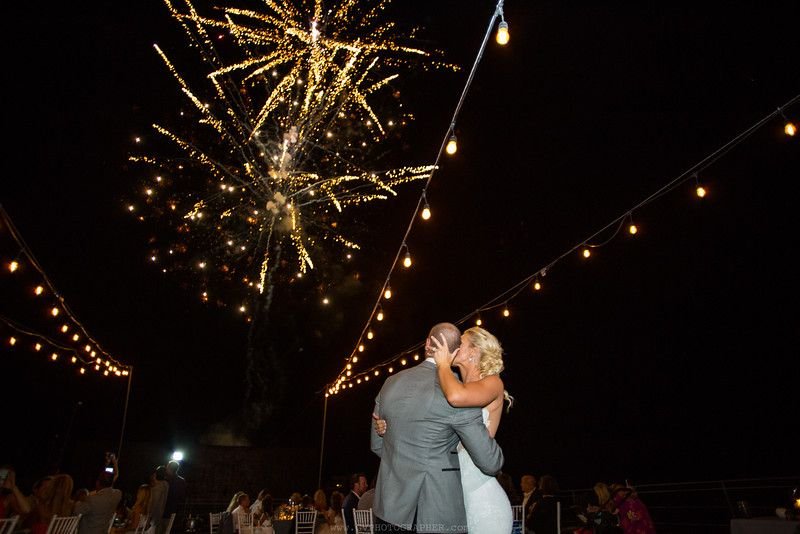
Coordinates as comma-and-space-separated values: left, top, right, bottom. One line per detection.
730, 517, 800, 534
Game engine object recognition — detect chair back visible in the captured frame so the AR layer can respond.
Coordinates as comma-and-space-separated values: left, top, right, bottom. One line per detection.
294, 510, 317, 534
353, 509, 374, 534
235, 512, 255, 534
511, 504, 523, 533
0, 517, 19, 534
209, 512, 222, 534
133, 515, 150, 534
107, 513, 117, 534
164, 513, 176, 534
45, 515, 82, 534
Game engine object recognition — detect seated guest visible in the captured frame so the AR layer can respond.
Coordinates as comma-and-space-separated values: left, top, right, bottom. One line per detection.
325, 492, 345, 534
0, 466, 32, 519
342, 473, 366, 534
610, 484, 656, 534
28, 474, 74, 534
312, 490, 329, 534
112, 484, 150, 534
355, 477, 375, 512
147, 467, 168, 534
251, 490, 268, 518
230, 493, 251, 532
526, 475, 559, 534
74, 472, 122, 534
300, 494, 313, 511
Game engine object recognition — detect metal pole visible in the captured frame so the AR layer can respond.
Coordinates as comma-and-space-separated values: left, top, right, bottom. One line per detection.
317, 394, 328, 489
117, 367, 133, 461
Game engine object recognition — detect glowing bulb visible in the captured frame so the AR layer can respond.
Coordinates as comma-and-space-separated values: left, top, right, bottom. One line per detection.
421, 205, 431, 220
239, 305, 246, 312
8, 261, 19, 273
496, 21, 509, 45
71, 356, 77, 363
61, 324, 69, 333
503, 307, 510, 317
84, 345, 91, 352
358, 344, 365, 352
35, 343, 42, 351
414, 354, 420, 361
346, 363, 352, 370
145, 188, 153, 196
388, 367, 394, 373
357, 379, 361, 384
198, 262, 206, 269
374, 370, 380, 376
51, 307, 60, 317
476, 316, 482, 326
9, 337, 16, 346
384, 286, 392, 299
103, 370, 109, 376
95, 364, 100, 371
367, 330, 374, 340
128, 205, 135, 212
376, 310, 384, 321
696, 185, 707, 198
72, 334, 80, 341
446, 135, 458, 155
51, 353, 59, 361
34, 286, 44, 295
346, 370, 352, 376
629, 224, 638, 235
582, 248, 591, 258
785, 121, 796, 136
401, 358, 407, 365
322, 297, 330, 305
364, 376, 369, 381
352, 356, 358, 363
403, 252, 412, 268
533, 280, 542, 291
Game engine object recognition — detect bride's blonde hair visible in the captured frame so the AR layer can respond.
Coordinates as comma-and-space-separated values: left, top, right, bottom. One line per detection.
463, 326, 504, 378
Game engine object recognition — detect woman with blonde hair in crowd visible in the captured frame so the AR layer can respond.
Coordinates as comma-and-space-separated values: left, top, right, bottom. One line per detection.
312, 490, 330, 534
325, 491, 344, 534
28, 474, 74, 534
112, 484, 151, 534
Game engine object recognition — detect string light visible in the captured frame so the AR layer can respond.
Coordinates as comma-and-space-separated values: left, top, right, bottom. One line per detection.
51, 353, 59, 361
72, 333, 80, 341
413, 354, 420, 361
779, 107, 796, 136
51, 307, 60, 317
446, 134, 458, 155
533, 279, 542, 291
502, 305, 510, 318
61, 324, 69, 333
322, 297, 330, 305
352, 356, 358, 363
696, 185, 707, 198
358, 344, 365, 352
367, 329, 374, 340
421, 193, 432, 220
403, 248, 412, 268
8, 260, 19, 273
582, 248, 592, 259
629, 223, 638, 235
384, 285, 393, 299
376, 307, 384, 321
9, 337, 16, 346
401, 358, 407, 365
475, 315, 482, 326
34, 343, 42, 351
34, 285, 44, 295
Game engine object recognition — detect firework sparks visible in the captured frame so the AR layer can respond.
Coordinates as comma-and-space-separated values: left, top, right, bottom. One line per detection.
132, 0, 452, 302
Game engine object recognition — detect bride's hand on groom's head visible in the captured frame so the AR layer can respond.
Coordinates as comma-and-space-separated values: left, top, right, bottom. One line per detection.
431, 334, 458, 367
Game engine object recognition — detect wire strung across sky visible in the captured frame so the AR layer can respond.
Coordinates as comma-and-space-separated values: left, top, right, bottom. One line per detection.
323, 93, 799, 395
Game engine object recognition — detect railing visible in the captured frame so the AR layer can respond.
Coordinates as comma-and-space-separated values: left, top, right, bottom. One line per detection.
558, 476, 799, 533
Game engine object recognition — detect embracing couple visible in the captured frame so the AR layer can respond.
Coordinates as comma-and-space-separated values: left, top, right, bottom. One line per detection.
370, 322, 513, 534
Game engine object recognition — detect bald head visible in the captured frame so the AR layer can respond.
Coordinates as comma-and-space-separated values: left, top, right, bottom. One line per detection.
428, 322, 461, 353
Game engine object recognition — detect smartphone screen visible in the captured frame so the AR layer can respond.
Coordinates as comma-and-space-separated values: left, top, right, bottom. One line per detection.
104, 467, 114, 474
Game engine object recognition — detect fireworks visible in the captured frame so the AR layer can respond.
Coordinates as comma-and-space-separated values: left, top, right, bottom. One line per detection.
131, 0, 453, 303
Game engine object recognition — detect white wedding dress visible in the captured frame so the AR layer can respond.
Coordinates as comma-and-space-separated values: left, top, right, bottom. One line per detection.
458, 407, 513, 534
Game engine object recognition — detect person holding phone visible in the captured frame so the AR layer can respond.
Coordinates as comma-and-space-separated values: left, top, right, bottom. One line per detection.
0, 466, 31, 519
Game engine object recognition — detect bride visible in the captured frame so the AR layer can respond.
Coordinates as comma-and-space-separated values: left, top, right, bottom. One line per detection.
375, 326, 513, 534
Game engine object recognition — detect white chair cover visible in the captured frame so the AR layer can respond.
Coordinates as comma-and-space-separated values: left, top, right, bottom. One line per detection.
353, 509, 374, 534
294, 510, 317, 534
45, 515, 82, 534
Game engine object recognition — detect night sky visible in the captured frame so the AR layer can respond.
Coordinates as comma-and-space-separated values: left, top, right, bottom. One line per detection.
2, 0, 798, 491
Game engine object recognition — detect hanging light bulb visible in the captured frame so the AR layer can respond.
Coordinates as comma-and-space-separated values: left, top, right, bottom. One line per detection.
352, 356, 358, 363
367, 330, 374, 340
403, 251, 412, 268
61, 324, 69, 333
582, 248, 592, 258
34, 343, 42, 351
401, 358, 407, 365
51, 307, 60, 317
364, 375, 370, 382
696, 185, 707, 198
34, 286, 44, 295
496, 20, 510, 45
785, 121, 796, 137
384, 285, 393, 299
9, 337, 17, 346
51, 353, 59, 361
8, 260, 19, 273
358, 344, 365, 352
446, 135, 458, 155
533, 279, 542, 291
502, 306, 510, 318
388, 367, 394, 373
376, 308, 384, 321
475, 316, 482, 326
629, 223, 638, 235
72, 333, 80, 341
421, 192, 431, 220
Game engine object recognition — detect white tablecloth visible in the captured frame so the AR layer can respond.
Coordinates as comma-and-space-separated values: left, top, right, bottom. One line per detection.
730, 517, 800, 534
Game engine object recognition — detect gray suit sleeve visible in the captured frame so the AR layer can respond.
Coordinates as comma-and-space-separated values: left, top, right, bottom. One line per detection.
370, 391, 383, 457
452, 409, 504, 475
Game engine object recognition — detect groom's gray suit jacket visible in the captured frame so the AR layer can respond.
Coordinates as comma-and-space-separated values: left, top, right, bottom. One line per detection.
370, 360, 504, 533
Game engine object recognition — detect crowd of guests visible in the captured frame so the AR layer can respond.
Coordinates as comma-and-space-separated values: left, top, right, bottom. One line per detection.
1, 456, 186, 534
219, 473, 372, 534
496, 472, 656, 534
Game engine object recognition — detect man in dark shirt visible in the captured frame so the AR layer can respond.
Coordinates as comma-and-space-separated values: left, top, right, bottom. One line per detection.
342, 472, 367, 534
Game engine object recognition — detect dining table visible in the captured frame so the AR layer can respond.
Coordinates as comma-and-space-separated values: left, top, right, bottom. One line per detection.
730, 517, 800, 534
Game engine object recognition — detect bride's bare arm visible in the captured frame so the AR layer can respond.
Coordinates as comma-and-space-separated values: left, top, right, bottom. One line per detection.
432, 335, 503, 408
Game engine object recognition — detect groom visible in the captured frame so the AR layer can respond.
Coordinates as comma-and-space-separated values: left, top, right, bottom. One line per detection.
370, 322, 504, 533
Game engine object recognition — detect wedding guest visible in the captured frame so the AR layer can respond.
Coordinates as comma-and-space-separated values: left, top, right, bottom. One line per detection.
112, 485, 150, 534
521, 474, 540, 534
342, 473, 366, 534
28, 474, 74, 534
147, 467, 169, 534
289, 492, 302, 508
226, 492, 245, 513
230, 493, 251, 532
162, 461, 186, 534
300, 494, 313, 510
313, 490, 329, 534
355, 477, 376, 511
74, 472, 122, 534
0, 466, 31, 519
498, 471, 521, 505
610, 484, 656, 534
325, 491, 345, 534
251, 489, 268, 518
526, 475, 559, 534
